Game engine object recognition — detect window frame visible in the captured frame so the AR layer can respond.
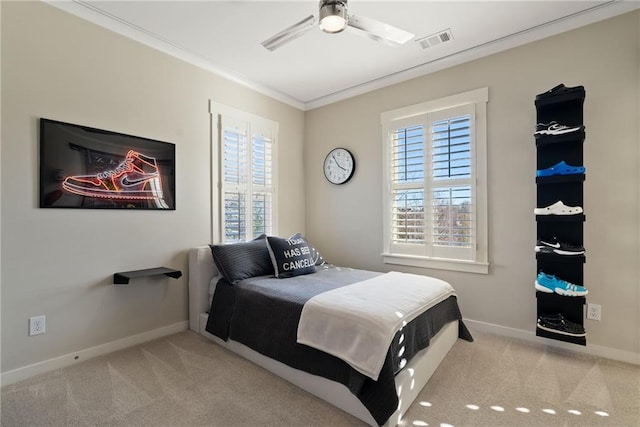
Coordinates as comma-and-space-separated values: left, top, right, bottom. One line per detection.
381, 88, 489, 274
210, 102, 278, 244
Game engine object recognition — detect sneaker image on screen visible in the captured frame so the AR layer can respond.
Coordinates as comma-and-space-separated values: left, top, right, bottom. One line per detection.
62, 150, 168, 208
536, 160, 585, 177
534, 121, 584, 137
534, 200, 583, 216
537, 313, 585, 337
536, 237, 585, 255
535, 272, 588, 296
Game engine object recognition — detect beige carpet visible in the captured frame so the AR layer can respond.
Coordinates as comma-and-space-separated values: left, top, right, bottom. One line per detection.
2, 328, 639, 426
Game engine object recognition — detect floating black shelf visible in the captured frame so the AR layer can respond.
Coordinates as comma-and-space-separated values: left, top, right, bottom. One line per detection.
535, 131, 585, 148
536, 214, 585, 222
114, 267, 182, 285
536, 292, 586, 306
536, 327, 586, 346
536, 174, 585, 185
534, 87, 586, 107
536, 252, 586, 263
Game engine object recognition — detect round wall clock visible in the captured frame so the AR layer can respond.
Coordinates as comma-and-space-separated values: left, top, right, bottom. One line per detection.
323, 147, 355, 185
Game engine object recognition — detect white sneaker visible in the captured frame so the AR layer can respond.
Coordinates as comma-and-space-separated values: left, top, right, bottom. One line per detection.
534, 201, 583, 215
534, 121, 584, 136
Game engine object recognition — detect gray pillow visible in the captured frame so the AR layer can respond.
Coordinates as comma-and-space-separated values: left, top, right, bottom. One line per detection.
266, 233, 316, 278
209, 234, 274, 284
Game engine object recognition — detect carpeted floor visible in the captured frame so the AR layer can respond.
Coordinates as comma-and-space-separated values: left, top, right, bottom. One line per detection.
2, 328, 639, 426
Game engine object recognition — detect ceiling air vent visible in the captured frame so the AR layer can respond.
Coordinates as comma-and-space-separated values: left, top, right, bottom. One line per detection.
417, 28, 453, 49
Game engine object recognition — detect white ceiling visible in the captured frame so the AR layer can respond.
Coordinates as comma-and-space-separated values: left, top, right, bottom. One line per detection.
49, 1, 638, 110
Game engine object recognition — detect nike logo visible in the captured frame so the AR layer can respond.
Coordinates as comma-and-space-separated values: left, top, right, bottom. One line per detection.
540, 240, 560, 248
121, 174, 159, 187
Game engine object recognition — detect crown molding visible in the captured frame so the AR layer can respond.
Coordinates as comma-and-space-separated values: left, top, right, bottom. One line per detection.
305, 1, 639, 110
45, 1, 638, 112
44, 0, 306, 110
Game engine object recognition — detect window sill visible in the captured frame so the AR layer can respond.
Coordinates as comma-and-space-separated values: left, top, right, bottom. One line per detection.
382, 253, 489, 274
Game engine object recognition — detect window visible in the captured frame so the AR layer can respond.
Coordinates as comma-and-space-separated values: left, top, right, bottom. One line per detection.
381, 88, 488, 274
210, 103, 278, 243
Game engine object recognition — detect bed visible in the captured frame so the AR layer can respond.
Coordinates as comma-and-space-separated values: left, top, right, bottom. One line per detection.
188, 239, 472, 426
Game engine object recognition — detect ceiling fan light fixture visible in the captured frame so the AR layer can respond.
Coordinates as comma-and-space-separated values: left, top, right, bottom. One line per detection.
319, 1, 347, 33
262, 0, 413, 51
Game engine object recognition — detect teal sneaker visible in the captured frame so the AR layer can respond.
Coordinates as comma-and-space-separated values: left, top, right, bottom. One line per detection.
535, 272, 588, 296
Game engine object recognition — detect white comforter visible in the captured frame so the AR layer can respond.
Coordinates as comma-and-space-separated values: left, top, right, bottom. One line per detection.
296, 271, 455, 381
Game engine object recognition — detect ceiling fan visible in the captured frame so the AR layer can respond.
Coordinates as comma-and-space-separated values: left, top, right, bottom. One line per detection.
261, 0, 415, 51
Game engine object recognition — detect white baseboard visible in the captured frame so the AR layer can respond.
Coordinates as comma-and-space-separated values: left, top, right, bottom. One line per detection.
3, 318, 637, 387
1, 321, 189, 386
464, 318, 640, 366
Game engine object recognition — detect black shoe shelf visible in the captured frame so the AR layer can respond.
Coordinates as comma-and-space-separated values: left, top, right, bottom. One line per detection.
535, 86, 587, 345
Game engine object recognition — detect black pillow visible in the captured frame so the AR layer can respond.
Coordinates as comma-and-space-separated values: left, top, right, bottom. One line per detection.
266, 233, 316, 278
209, 234, 274, 284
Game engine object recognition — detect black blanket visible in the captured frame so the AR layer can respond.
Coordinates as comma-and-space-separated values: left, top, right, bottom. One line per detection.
206, 266, 473, 425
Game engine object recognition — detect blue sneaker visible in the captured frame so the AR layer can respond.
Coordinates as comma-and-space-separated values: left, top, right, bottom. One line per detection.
536, 160, 585, 177
535, 272, 588, 296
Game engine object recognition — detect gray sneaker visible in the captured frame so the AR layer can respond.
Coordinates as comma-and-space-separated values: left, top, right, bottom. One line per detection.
537, 313, 585, 337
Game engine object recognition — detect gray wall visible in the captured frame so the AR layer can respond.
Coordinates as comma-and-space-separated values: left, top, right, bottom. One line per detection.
2, 2, 639, 377
305, 11, 640, 357
1, 1, 305, 373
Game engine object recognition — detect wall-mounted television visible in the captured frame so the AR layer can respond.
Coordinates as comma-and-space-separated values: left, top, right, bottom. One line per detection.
39, 118, 175, 210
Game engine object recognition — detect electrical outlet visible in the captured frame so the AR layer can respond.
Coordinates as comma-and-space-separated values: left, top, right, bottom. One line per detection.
29, 315, 46, 336
587, 304, 601, 321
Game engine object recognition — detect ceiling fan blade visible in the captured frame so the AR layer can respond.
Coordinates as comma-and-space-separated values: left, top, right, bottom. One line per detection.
262, 15, 316, 51
347, 13, 414, 47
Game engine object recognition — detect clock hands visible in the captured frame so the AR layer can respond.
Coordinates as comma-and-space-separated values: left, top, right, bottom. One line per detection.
332, 154, 347, 171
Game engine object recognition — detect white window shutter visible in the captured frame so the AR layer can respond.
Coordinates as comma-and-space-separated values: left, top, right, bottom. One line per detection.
250, 126, 274, 238
217, 108, 278, 243
381, 88, 488, 273
221, 116, 249, 242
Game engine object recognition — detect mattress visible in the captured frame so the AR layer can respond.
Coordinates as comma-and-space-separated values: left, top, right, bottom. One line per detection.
206, 265, 472, 425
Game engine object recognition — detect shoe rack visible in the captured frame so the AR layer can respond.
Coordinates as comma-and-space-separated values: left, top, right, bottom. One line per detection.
534, 86, 586, 345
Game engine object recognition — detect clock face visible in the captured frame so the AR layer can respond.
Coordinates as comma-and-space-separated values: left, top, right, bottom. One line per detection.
323, 148, 355, 185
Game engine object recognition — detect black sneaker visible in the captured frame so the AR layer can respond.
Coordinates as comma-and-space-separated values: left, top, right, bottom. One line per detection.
535, 84, 585, 101
537, 313, 585, 337
534, 121, 584, 137
535, 237, 585, 256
